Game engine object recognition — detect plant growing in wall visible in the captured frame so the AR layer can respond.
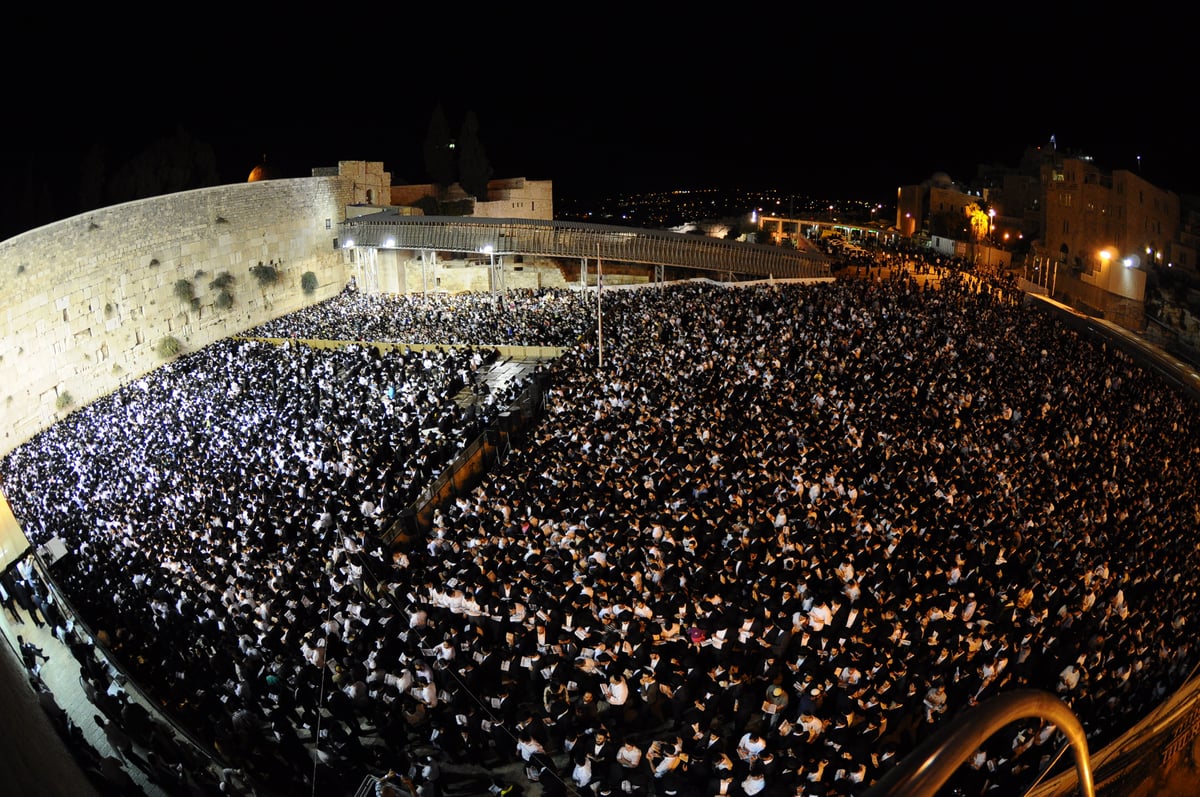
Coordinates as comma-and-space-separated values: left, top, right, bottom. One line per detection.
209, 272, 235, 291
210, 271, 236, 310
301, 271, 318, 295
55, 391, 74, 410
250, 261, 280, 288
157, 335, 182, 358
174, 279, 195, 304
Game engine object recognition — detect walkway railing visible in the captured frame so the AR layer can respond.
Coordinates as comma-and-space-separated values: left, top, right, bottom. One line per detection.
861, 690, 1095, 797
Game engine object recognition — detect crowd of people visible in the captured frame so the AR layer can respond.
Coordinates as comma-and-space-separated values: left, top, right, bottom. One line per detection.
244, 286, 592, 348
2, 264, 1199, 797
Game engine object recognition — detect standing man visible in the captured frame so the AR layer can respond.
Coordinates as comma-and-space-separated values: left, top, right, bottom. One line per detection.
18, 635, 49, 676
0, 573, 23, 624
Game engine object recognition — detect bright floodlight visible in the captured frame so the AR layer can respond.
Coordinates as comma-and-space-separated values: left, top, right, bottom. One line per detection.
384, 238, 395, 248
344, 238, 354, 248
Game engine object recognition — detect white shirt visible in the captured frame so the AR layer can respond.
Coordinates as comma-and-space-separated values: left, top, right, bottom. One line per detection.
616, 743, 642, 768
808, 603, 832, 631
737, 733, 766, 760
517, 737, 546, 761
603, 677, 630, 706
742, 775, 766, 795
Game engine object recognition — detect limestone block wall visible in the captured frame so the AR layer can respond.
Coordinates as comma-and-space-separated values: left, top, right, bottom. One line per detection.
336, 160, 392, 206
0, 176, 355, 457
473, 178, 554, 220
393, 258, 572, 294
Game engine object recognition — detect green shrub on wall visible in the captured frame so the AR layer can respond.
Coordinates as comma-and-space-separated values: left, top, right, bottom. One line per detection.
210, 272, 236, 310
209, 272, 235, 291
157, 336, 182, 358
55, 391, 73, 410
301, 271, 318, 294
174, 279, 195, 304
250, 262, 280, 287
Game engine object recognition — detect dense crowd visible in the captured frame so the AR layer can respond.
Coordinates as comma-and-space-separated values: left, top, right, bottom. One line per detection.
3, 270, 1199, 797
245, 286, 592, 348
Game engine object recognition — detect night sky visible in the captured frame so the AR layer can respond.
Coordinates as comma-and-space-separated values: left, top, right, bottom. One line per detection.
2, 6, 1195, 238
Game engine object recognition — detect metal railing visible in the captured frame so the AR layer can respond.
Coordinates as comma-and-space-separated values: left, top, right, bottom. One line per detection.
337, 215, 832, 281
861, 689, 1095, 797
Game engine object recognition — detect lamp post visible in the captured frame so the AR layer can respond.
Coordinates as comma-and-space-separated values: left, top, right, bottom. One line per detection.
986, 209, 996, 271
483, 244, 502, 295
1146, 245, 1162, 270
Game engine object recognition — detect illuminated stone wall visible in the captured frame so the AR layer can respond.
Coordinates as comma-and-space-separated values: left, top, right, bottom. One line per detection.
0, 176, 355, 458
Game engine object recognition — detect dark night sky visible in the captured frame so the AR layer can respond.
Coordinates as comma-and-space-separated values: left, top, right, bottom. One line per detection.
3, 6, 1195, 234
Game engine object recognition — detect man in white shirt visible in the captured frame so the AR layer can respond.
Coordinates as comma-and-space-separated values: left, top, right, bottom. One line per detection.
736, 731, 767, 763
601, 672, 630, 721
613, 735, 644, 791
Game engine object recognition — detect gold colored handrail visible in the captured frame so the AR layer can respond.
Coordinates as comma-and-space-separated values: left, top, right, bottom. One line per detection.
861, 689, 1095, 797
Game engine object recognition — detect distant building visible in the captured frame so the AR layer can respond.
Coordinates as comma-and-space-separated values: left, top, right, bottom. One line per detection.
390, 177, 553, 220
1029, 155, 1179, 328
897, 140, 1184, 332
895, 171, 980, 239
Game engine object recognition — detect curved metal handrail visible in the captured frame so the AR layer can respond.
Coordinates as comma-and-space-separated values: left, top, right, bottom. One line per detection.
861, 689, 1095, 797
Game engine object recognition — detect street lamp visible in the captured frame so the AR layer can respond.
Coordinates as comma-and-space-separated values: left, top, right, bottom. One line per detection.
1146, 245, 1162, 269
482, 244, 502, 294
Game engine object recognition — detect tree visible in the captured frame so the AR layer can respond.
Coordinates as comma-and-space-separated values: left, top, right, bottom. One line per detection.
457, 110, 493, 201
107, 126, 218, 206
423, 104, 457, 188
413, 196, 441, 216
78, 143, 108, 215
965, 203, 989, 242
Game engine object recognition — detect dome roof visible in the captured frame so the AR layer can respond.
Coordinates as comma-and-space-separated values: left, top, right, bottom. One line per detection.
929, 171, 956, 188
247, 155, 279, 182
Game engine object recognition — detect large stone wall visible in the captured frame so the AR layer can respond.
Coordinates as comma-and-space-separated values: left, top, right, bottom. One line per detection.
357, 251, 576, 295
0, 176, 356, 458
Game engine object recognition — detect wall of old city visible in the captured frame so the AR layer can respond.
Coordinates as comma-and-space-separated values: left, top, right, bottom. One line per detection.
0, 176, 356, 458
389, 177, 553, 221
359, 253, 576, 294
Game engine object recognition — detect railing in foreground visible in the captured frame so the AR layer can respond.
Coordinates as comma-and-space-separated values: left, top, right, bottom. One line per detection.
861, 689, 1095, 797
